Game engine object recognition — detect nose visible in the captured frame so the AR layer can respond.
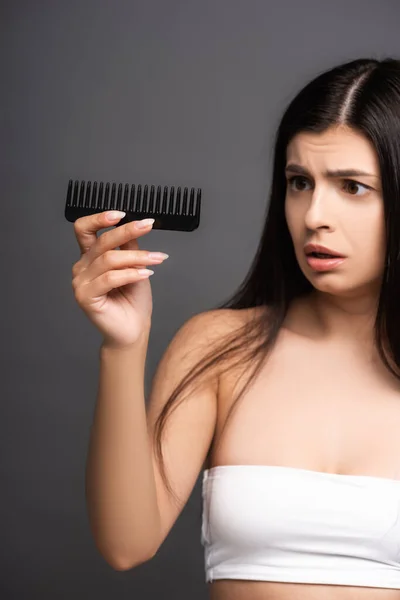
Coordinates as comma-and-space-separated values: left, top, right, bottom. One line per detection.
303, 189, 334, 231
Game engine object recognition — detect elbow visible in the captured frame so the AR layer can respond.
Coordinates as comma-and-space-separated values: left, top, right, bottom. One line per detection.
107, 547, 158, 571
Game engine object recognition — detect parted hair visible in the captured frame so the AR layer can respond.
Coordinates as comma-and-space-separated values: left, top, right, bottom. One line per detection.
152, 56, 400, 509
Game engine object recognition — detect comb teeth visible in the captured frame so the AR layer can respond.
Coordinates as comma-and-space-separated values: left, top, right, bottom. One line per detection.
64, 179, 202, 231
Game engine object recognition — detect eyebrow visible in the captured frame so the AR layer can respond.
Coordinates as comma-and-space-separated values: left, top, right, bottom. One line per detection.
285, 163, 379, 179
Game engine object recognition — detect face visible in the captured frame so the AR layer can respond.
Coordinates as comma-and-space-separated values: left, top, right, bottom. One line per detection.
284, 126, 386, 299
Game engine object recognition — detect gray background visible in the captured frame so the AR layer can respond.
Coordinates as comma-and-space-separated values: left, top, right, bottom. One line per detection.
3, 1, 400, 598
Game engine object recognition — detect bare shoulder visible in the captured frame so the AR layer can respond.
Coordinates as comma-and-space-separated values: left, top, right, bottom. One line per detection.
180, 307, 249, 345
199, 305, 270, 327
192, 305, 272, 345
213, 305, 272, 331
190, 305, 273, 378
144, 308, 240, 555
144, 305, 273, 559
166, 308, 239, 357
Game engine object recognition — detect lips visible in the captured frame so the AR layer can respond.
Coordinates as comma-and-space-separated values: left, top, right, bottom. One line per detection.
306, 254, 346, 272
304, 243, 345, 258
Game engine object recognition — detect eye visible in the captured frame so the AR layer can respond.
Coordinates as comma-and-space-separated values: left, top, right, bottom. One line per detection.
287, 176, 310, 192
342, 179, 371, 196
287, 176, 372, 196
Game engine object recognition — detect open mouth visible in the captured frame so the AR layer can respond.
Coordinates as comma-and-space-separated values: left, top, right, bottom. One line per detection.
307, 252, 343, 259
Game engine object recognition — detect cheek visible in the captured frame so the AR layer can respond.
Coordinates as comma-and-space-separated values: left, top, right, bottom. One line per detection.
366, 204, 385, 247
352, 207, 386, 268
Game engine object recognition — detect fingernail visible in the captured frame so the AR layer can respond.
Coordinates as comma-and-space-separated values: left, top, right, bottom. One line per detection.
107, 211, 126, 221
136, 218, 155, 229
148, 252, 169, 260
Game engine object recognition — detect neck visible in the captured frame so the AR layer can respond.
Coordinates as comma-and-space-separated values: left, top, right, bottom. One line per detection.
306, 290, 379, 346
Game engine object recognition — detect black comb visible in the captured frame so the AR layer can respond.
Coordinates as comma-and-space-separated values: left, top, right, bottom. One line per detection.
64, 179, 202, 231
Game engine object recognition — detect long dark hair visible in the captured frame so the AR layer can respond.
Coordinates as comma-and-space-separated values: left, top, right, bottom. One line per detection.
153, 56, 400, 509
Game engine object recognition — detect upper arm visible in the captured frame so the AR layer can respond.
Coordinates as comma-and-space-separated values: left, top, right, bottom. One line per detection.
145, 309, 229, 554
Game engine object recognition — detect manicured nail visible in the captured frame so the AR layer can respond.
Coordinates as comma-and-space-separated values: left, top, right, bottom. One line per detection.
136, 218, 155, 229
107, 211, 126, 221
137, 269, 154, 277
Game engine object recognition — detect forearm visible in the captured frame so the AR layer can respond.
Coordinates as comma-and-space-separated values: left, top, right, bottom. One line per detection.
85, 336, 160, 569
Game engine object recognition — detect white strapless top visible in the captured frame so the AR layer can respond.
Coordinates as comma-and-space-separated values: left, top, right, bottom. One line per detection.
201, 465, 400, 589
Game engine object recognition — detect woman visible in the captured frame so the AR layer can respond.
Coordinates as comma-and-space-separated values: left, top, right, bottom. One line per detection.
73, 56, 400, 598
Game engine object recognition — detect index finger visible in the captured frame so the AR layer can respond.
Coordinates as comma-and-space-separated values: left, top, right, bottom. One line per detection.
74, 211, 125, 255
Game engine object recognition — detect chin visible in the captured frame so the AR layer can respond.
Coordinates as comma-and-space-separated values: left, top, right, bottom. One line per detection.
309, 281, 371, 299
300, 264, 351, 294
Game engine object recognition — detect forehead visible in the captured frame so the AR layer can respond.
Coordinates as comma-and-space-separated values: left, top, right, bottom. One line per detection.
286, 126, 379, 172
